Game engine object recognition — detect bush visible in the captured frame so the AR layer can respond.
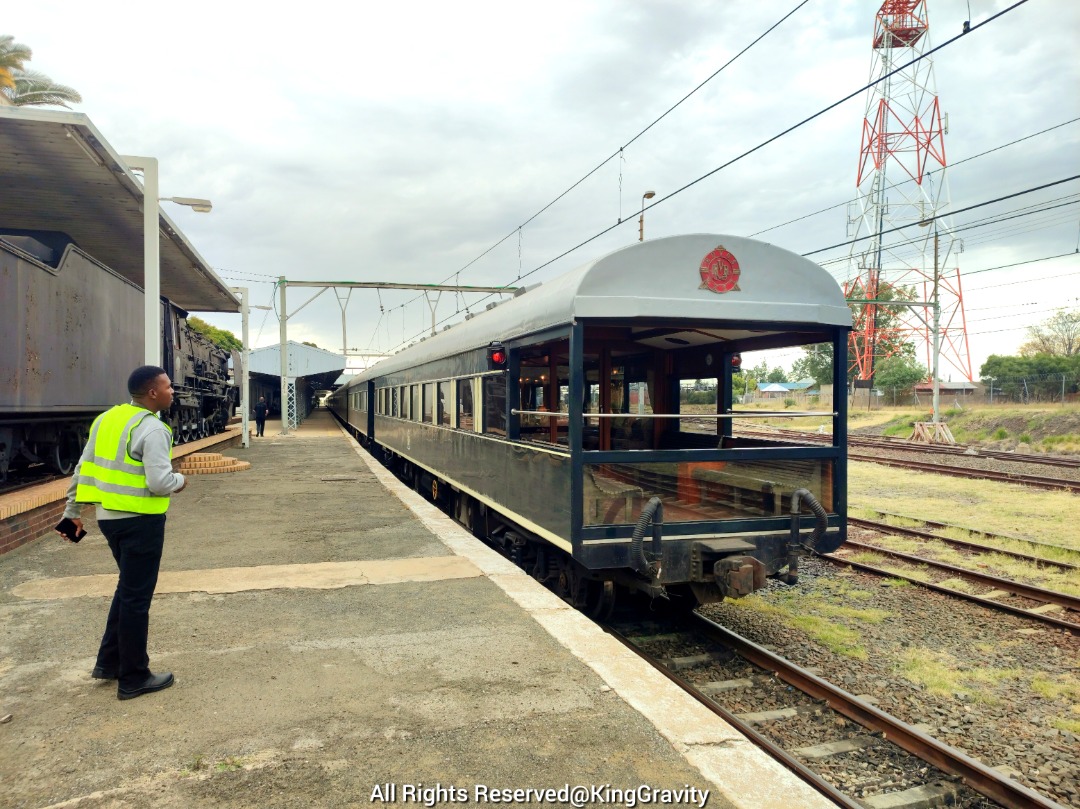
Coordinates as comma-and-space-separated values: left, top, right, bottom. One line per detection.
1019, 433, 1031, 444
993, 428, 1008, 440
783, 398, 798, 408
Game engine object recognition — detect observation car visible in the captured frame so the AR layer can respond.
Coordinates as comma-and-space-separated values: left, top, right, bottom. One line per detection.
329, 234, 851, 612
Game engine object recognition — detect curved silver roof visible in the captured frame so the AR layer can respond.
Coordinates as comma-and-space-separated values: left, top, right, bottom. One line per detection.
359, 234, 850, 381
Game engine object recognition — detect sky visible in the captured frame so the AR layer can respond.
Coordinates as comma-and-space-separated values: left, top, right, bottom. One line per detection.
7, 0, 1079, 380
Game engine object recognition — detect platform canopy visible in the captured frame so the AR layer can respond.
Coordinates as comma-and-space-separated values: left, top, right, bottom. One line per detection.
0, 107, 238, 313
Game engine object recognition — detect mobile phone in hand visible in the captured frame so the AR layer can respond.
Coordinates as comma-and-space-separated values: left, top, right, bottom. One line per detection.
55, 518, 87, 543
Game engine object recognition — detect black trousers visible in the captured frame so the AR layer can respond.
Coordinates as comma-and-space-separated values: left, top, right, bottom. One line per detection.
255, 416, 266, 436
96, 514, 166, 688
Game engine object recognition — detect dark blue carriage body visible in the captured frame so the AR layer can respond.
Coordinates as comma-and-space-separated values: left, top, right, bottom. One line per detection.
329, 235, 851, 603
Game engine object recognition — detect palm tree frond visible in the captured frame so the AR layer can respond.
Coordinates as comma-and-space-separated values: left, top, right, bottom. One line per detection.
8, 68, 82, 108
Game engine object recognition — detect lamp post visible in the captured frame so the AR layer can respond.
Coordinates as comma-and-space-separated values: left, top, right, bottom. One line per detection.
121, 156, 212, 366
638, 190, 655, 242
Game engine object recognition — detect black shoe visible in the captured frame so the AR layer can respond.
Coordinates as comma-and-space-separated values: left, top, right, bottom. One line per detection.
117, 672, 174, 700
91, 666, 118, 680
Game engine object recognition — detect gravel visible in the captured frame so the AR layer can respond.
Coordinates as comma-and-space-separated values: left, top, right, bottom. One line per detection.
699, 556, 1080, 807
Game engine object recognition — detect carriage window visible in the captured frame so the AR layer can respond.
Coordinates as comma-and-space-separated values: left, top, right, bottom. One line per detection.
360, 390, 368, 412
411, 385, 421, 421
423, 383, 433, 423
391, 388, 399, 417
483, 375, 506, 436
680, 378, 718, 436
458, 378, 475, 431
438, 381, 452, 426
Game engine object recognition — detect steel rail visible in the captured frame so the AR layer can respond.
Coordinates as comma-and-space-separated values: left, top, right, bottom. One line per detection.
848, 517, 1079, 571
868, 509, 1077, 555
841, 539, 1080, 612
603, 623, 865, 809
739, 426, 1080, 471
824, 554, 1080, 635
689, 614, 1068, 809
848, 452, 1080, 492
512, 409, 833, 419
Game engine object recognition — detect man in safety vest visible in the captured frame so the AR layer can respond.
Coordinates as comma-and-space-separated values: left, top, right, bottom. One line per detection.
59, 365, 187, 700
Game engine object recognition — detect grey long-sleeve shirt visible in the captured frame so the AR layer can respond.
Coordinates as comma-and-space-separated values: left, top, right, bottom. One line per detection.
64, 408, 185, 521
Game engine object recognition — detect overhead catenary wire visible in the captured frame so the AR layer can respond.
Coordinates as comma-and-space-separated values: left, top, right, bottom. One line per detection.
748, 116, 1080, 239
381, 1, 812, 322
378, 0, 1033, 356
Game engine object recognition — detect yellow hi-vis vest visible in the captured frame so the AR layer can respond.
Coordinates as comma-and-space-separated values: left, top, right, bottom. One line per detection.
75, 403, 173, 514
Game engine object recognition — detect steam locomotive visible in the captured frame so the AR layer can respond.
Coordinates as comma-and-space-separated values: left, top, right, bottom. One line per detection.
0, 229, 236, 481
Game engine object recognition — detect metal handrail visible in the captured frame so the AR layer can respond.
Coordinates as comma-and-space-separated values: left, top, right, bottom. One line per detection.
511, 409, 836, 419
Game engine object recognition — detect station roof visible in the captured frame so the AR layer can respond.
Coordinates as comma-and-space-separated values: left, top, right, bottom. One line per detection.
0, 107, 238, 313
248, 341, 347, 379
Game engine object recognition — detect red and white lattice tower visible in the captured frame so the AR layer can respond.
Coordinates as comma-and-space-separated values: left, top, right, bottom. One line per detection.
844, 0, 973, 384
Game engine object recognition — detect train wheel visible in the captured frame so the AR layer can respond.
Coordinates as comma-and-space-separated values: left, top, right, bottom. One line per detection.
583, 580, 617, 621
51, 430, 82, 475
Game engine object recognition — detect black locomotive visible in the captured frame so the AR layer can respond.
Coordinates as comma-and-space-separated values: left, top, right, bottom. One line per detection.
0, 230, 236, 480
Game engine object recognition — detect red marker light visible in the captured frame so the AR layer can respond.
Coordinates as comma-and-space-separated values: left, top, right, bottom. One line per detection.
491, 350, 506, 364
488, 345, 508, 368
731, 353, 742, 370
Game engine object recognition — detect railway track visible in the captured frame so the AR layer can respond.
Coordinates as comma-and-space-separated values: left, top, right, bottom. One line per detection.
848, 517, 1080, 572
846, 452, 1080, 492
607, 610, 1065, 809
829, 526, 1080, 634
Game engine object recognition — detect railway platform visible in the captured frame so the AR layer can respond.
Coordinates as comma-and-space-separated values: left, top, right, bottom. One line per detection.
0, 409, 833, 809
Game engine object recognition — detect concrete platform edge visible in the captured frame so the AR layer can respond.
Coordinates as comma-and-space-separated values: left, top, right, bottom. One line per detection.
337, 422, 835, 809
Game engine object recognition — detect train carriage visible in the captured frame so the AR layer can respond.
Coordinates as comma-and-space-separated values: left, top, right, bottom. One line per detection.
330, 234, 851, 611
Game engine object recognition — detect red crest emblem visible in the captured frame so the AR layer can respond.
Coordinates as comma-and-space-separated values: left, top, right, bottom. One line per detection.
699, 246, 741, 294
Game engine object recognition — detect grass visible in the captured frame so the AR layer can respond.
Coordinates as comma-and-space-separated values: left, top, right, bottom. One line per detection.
897, 649, 1025, 704
180, 754, 246, 778
865, 535, 1080, 597
848, 461, 1080, 552
1030, 674, 1080, 734
731, 578, 890, 659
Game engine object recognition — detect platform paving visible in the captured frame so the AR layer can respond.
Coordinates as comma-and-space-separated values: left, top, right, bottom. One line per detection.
0, 410, 833, 809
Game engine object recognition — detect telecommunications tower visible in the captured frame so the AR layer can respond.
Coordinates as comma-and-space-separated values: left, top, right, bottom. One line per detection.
844, 0, 972, 386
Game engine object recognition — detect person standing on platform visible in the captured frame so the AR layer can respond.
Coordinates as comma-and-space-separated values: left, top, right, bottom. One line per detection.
253, 396, 268, 437
57, 365, 187, 700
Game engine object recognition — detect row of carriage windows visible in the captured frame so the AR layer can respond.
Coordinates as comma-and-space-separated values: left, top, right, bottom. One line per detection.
357, 377, 507, 437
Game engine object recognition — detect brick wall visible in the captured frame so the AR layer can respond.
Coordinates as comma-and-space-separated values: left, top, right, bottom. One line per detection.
0, 500, 67, 556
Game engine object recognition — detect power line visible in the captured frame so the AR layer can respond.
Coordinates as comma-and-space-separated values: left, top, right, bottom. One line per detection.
387, 1, 813, 320
384, 0, 1031, 354
748, 117, 1080, 239
803, 175, 1079, 258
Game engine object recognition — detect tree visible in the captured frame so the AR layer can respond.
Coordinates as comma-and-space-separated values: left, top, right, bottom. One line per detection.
873, 354, 927, 392
766, 366, 788, 384
302, 340, 320, 349
1019, 309, 1080, 357
187, 316, 242, 352
5, 69, 81, 108
847, 283, 919, 380
791, 344, 834, 386
0, 36, 81, 108
0, 35, 31, 93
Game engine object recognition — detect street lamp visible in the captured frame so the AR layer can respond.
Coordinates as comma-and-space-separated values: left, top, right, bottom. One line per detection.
121, 155, 213, 366
638, 190, 655, 242
161, 196, 212, 213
